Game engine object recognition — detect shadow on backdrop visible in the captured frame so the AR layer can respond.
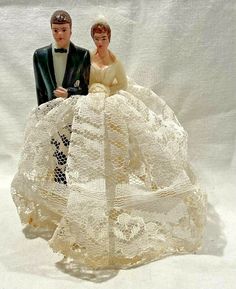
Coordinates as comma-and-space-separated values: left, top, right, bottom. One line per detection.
198, 202, 227, 256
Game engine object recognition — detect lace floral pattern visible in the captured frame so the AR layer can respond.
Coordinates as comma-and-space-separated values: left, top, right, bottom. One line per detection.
11, 79, 206, 269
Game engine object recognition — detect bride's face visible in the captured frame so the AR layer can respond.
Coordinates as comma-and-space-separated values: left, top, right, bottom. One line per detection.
93, 32, 110, 51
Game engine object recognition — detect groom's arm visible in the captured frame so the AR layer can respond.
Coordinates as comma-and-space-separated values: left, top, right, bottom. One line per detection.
79, 50, 90, 95
33, 51, 48, 105
67, 50, 90, 96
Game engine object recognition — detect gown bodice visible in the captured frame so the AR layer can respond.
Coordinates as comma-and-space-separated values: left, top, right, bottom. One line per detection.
89, 59, 128, 95
90, 62, 117, 86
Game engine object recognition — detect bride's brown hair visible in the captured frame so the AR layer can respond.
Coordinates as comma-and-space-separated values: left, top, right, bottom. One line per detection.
90, 22, 111, 41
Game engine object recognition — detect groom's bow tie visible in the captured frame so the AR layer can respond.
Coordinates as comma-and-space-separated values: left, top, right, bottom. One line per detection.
54, 48, 67, 53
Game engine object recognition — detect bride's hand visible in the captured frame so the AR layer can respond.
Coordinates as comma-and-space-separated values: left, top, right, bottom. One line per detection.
54, 87, 68, 98
89, 83, 110, 96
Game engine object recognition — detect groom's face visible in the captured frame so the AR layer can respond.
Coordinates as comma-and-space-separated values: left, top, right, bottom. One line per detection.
51, 23, 71, 48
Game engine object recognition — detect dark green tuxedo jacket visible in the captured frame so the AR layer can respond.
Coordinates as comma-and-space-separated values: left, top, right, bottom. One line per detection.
33, 42, 90, 105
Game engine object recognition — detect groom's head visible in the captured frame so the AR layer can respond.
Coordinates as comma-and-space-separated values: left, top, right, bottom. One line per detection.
50, 10, 72, 28
50, 10, 72, 48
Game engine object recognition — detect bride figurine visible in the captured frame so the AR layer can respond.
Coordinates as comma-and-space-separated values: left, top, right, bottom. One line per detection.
11, 19, 207, 269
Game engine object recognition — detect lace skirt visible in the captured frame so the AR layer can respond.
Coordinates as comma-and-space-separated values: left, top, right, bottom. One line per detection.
11, 81, 207, 269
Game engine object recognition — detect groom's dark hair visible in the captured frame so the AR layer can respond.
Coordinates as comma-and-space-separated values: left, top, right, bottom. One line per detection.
50, 10, 72, 28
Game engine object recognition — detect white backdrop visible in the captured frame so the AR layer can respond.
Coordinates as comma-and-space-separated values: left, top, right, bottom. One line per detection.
0, 0, 235, 288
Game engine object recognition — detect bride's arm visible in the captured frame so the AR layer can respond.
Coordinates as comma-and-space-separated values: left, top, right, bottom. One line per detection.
110, 60, 128, 95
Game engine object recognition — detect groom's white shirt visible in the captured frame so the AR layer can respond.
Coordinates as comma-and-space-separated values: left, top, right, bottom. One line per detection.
52, 43, 69, 87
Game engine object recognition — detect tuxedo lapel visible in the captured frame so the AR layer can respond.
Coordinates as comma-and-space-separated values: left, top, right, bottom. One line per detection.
62, 42, 76, 88
47, 45, 57, 89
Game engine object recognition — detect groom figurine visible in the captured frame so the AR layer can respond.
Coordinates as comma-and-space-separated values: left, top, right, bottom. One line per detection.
33, 10, 90, 105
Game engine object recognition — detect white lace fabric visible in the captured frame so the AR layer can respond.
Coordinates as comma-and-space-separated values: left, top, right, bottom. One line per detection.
11, 61, 206, 269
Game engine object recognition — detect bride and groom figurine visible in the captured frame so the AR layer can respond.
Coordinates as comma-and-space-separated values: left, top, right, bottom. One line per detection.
11, 10, 207, 269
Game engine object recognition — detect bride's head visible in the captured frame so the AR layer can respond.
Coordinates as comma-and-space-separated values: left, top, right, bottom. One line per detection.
91, 21, 111, 51
91, 21, 111, 41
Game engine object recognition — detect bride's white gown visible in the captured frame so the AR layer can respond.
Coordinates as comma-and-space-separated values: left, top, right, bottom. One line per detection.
11, 59, 206, 269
